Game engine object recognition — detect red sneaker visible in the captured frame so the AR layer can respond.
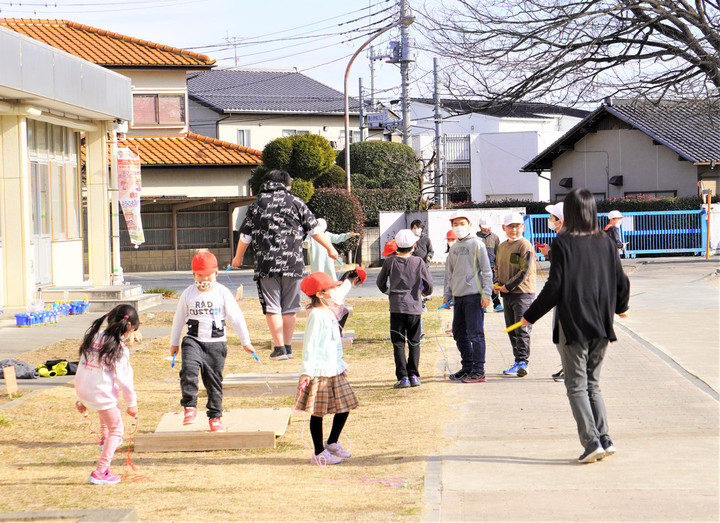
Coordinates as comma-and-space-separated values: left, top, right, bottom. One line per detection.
209, 417, 225, 432
183, 407, 197, 425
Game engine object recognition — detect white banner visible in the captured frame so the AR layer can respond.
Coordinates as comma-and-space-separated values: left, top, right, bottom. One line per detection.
117, 147, 145, 246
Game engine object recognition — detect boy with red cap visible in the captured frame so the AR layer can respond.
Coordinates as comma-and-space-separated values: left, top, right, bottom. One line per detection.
170, 251, 256, 432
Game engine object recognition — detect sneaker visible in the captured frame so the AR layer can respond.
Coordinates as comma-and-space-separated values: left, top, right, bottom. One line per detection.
552, 368, 564, 381
183, 407, 197, 425
517, 361, 528, 377
503, 363, 519, 376
494, 304, 504, 312
461, 371, 486, 383
311, 449, 343, 465
393, 377, 410, 389
284, 345, 294, 359
410, 376, 421, 387
269, 346, 288, 360
88, 469, 121, 485
325, 441, 352, 458
577, 441, 605, 463
599, 436, 616, 459
448, 369, 469, 382
209, 417, 226, 432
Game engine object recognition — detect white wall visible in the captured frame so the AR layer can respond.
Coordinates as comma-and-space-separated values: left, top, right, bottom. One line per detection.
140, 167, 254, 198
51, 240, 84, 286
707, 203, 720, 254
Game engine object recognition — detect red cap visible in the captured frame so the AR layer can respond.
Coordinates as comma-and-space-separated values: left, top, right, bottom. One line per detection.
446, 229, 457, 240
382, 239, 397, 257
355, 267, 367, 283
191, 251, 218, 275
301, 272, 342, 296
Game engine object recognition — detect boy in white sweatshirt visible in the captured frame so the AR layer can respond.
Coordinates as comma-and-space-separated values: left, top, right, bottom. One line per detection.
170, 251, 255, 432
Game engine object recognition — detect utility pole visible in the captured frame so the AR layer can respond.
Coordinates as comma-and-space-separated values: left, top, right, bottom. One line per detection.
433, 57, 444, 209
399, 0, 412, 145
358, 77, 365, 141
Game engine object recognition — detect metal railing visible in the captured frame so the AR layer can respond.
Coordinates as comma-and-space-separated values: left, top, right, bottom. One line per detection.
524, 210, 707, 259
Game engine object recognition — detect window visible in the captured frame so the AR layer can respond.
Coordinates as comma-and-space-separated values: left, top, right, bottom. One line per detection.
282, 129, 310, 137
133, 94, 185, 125
237, 129, 251, 147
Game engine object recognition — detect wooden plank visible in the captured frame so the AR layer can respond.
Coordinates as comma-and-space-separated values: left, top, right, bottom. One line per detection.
133, 431, 275, 453
154, 408, 292, 435
224, 372, 299, 397
3, 366, 17, 397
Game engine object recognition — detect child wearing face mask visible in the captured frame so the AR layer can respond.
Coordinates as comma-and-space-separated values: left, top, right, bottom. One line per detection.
297, 272, 359, 465
170, 251, 256, 432
443, 212, 493, 384
476, 217, 503, 312
410, 219, 434, 264
604, 210, 625, 253
496, 213, 536, 378
445, 229, 457, 253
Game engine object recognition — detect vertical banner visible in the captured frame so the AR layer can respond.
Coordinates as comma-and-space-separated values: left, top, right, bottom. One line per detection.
116, 147, 145, 246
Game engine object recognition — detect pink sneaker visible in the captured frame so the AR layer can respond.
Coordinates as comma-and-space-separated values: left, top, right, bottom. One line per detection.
88, 469, 121, 485
209, 417, 225, 432
183, 407, 197, 425
324, 441, 351, 458
311, 449, 342, 465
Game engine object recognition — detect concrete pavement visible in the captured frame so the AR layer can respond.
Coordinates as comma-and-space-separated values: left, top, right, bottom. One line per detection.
423, 257, 719, 521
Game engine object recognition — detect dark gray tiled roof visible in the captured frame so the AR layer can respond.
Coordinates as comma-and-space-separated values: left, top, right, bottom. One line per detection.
412, 98, 590, 119
188, 69, 359, 114
523, 98, 720, 171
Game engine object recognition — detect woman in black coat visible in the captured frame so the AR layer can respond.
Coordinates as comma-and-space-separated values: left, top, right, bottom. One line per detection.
521, 188, 630, 464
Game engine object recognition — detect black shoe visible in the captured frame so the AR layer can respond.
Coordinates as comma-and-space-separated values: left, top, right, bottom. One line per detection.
284, 344, 294, 359
269, 346, 288, 360
393, 377, 410, 389
578, 441, 605, 463
552, 368, 564, 381
448, 369, 469, 382
599, 436, 616, 459
461, 371, 486, 383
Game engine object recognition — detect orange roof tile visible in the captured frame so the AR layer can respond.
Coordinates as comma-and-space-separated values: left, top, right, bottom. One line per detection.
119, 133, 262, 166
0, 18, 214, 68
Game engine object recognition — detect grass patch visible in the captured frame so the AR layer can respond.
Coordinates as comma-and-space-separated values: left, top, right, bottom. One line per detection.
0, 298, 453, 521
144, 287, 178, 298
0, 415, 13, 426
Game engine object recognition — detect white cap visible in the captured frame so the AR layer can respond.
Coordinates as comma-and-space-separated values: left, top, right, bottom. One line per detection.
503, 212, 524, 226
395, 229, 419, 248
545, 202, 564, 221
608, 210, 623, 219
449, 211, 472, 223
478, 217, 490, 228
316, 218, 327, 232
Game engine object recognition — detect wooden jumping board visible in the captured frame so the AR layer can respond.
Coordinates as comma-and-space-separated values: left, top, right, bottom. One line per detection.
223, 371, 300, 397
133, 407, 291, 452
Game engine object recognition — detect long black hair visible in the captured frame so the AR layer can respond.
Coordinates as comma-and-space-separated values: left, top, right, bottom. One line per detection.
79, 304, 140, 370
561, 188, 602, 236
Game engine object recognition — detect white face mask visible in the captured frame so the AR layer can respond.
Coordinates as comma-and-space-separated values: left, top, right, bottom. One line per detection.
547, 219, 557, 231
412, 228, 422, 237
452, 225, 470, 239
194, 280, 214, 291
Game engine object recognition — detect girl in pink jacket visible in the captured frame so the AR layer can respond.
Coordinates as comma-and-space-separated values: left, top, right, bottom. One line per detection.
74, 304, 139, 485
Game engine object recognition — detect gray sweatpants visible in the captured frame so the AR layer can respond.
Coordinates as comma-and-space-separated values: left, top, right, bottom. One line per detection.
180, 336, 227, 419
557, 322, 610, 448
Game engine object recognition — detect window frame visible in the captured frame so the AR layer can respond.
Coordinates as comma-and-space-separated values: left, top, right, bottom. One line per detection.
132, 92, 187, 127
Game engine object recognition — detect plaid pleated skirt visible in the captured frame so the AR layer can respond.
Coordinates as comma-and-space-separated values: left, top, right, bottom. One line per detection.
296, 373, 359, 416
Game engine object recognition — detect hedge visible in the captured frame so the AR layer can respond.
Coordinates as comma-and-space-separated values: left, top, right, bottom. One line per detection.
353, 188, 417, 227
308, 188, 366, 255
314, 164, 347, 189
261, 134, 335, 181
291, 178, 314, 203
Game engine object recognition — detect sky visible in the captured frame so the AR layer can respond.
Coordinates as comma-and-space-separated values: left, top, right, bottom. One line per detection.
0, 0, 442, 104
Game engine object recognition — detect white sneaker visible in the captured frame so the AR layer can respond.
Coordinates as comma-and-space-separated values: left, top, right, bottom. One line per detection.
311, 449, 343, 465
325, 441, 352, 458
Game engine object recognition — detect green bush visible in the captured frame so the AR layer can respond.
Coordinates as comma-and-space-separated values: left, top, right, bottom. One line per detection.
249, 165, 269, 195
354, 188, 417, 227
308, 188, 366, 254
291, 178, 314, 203
350, 173, 380, 189
337, 141, 420, 198
314, 164, 347, 188
261, 137, 293, 171
260, 134, 335, 181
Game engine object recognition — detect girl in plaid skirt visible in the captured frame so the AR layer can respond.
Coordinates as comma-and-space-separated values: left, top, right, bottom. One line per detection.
297, 272, 359, 465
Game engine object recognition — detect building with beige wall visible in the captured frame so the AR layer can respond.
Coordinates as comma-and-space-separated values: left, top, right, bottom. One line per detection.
0, 25, 131, 307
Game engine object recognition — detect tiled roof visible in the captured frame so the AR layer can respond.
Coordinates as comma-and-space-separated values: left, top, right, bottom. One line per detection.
412, 98, 590, 119
0, 18, 214, 68
523, 98, 720, 170
188, 69, 360, 114
119, 133, 262, 166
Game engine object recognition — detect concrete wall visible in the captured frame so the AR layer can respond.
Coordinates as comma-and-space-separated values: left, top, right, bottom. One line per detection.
120, 69, 189, 136
120, 247, 233, 272
140, 166, 254, 198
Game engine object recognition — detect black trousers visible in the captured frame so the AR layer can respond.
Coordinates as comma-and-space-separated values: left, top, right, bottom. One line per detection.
180, 336, 227, 419
390, 312, 422, 380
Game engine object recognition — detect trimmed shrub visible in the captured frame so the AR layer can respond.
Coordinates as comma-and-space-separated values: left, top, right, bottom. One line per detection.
291, 178, 314, 203
260, 134, 335, 181
261, 137, 293, 171
354, 188, 417, 227
314, 164, 347, 188
350, 173, 380, 189
248, 165, 269, 195
337, 141, 420, 198
308, 188, 366, 254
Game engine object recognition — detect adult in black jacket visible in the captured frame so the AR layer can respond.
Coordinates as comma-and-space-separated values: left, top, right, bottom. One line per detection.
521, 188, 630, 464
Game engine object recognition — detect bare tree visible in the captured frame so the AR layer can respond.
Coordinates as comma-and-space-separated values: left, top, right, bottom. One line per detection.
419, 0, 720, 106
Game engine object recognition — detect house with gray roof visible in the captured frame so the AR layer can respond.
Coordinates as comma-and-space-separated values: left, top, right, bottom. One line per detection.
188, 68, 388, 152
522, 98, 720, 200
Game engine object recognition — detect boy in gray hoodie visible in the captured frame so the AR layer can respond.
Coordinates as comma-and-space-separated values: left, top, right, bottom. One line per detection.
442, 211, 493, 383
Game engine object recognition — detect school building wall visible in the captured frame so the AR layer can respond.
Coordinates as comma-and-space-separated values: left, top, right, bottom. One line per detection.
139, 166, 255, 198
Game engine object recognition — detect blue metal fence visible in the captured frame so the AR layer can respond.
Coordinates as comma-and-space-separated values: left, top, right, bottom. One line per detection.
524, 210, 707, 259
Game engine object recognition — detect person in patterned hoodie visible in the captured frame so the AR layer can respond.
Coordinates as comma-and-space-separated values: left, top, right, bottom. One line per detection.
231, 170, 338, 361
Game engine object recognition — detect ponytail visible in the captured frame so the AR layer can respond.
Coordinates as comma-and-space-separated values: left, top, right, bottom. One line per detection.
78, 304, 140, 370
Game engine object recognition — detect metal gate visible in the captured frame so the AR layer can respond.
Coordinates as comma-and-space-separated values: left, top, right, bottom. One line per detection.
443, 135, 471, 203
